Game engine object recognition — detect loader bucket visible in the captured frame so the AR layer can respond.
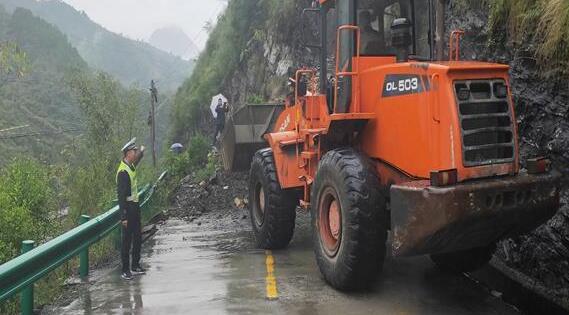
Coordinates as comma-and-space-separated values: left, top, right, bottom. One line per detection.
220, 103, 284, 171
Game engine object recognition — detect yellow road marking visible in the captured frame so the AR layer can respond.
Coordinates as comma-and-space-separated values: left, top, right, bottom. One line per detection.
265, 250, 278, 300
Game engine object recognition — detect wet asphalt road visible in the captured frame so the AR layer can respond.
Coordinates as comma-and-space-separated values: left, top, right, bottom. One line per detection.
51, 211, 519, 315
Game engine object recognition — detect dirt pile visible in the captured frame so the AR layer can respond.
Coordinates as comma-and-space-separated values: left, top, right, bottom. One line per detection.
167, 169, 250, 225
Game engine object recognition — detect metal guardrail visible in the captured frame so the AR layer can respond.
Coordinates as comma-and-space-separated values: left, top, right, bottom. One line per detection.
0, 171, 168, 313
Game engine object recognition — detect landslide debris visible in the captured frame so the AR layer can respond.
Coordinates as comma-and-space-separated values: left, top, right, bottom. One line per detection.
167, 169, 250, 226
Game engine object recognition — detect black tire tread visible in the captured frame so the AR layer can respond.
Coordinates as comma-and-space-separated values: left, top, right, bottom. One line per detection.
249, 148, 297, 249
311, 148, 387, 291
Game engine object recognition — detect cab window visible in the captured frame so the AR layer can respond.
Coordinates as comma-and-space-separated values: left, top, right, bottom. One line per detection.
356, 0, 432, 59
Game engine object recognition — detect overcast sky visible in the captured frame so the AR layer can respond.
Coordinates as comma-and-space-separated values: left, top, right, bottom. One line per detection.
62, 0, 227, 49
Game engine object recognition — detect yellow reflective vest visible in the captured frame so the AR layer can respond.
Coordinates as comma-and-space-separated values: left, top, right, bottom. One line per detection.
116, 160, 139, 203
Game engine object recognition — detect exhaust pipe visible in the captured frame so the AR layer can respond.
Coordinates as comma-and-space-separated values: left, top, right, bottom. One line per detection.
435, 0, 445, 60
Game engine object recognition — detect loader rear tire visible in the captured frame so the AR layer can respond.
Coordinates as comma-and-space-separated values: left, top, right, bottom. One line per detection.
430, 243, 497, 273
311, 148, 387, 291
249, 148, 297, 249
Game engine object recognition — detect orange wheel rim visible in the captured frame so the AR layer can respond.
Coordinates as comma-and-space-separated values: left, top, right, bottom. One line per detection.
254, 183, 265, 226
329, 200, 340, 240
259, 187, 265, 212
319, 187, 342, 257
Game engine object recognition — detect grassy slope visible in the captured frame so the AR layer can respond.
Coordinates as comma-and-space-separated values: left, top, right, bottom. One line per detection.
459, 0, 569, 77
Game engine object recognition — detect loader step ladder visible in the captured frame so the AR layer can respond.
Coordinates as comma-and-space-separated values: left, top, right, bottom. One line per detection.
334, 25, 361, 113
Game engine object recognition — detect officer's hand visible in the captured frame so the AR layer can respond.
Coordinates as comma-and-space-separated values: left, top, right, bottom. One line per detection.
122, 220, 128, 228
140, 146, 146, 153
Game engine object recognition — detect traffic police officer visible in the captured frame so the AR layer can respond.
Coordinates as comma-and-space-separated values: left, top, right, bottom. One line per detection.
117, 138, 145, 280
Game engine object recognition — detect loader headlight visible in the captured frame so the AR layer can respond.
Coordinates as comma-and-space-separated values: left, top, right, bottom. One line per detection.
527, 157, 551, 174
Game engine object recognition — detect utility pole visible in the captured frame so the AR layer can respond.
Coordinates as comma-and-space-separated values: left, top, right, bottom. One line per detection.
150, 80, 158, 168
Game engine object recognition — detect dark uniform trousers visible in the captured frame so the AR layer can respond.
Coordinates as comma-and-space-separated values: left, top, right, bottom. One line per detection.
122, 204, 142, 272
212, 122, 224, 144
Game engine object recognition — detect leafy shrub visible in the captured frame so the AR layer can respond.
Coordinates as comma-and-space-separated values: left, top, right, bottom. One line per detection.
0, 41, 29, 85
164, 134, 210, 179
0, 158, 58, 264
187, 134, 210, 169
195, 151, 219, 182
164, 150, 192, 179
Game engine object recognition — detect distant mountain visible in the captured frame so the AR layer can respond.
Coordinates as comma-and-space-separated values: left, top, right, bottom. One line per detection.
0, 0, 193, 91
149, 26, 199, 60
0, 5, 87, 163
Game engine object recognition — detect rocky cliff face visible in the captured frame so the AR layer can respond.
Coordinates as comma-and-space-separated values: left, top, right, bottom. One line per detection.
446, 2, 569, 301
222, 3, 314, 106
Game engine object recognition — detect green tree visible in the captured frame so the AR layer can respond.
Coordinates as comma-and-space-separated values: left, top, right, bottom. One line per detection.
0, 41, 29, 87
66, 71, 147, 218
0, 158, 57, 264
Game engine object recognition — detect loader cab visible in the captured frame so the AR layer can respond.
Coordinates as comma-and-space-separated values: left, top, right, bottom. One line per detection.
327, 0, 433, 58
307, 0, 437, 112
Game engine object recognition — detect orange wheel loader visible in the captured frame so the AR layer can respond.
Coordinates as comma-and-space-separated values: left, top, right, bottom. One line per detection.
247, 0, 561, 290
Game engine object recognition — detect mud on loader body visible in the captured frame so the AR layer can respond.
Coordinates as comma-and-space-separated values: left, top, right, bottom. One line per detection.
247, 0, 561, 290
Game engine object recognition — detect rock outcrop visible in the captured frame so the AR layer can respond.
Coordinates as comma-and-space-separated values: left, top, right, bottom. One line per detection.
446, 1, 569, 300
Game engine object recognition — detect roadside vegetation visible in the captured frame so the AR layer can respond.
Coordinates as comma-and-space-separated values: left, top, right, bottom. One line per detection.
0, 158, 58, 264
162, 133, 220, 191
0, 12, 166, 313
0, 68, 165, 313
0, 2, 195, 313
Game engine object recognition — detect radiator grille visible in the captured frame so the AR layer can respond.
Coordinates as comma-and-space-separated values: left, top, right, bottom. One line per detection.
455, 80, 515, 167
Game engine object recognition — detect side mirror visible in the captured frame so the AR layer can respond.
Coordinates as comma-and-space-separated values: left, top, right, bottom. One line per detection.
302, 8, 322, 49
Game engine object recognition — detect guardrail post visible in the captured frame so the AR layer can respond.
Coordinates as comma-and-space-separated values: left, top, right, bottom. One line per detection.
20, 240, 34, 315
79, 215, 90, 278
114, 225, 122, 250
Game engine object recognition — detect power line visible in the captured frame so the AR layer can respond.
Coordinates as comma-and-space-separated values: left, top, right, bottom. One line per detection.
190, 1, 227, 52
0, 128, 83, 140
0, 124, 30, 133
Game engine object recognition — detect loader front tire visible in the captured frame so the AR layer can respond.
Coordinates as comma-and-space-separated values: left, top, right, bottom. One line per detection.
249, 149, 297, 249
311, 148, 387, 291
430, 243, 497, 273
